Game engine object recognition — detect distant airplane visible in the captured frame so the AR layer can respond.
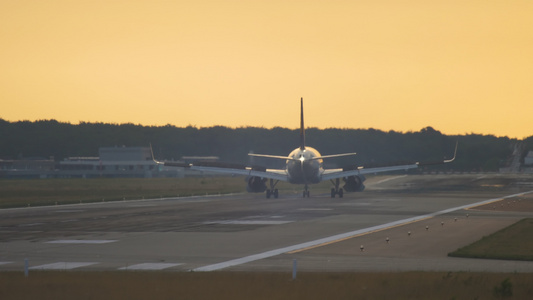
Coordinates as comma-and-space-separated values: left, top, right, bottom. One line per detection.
157, 98, 456, 198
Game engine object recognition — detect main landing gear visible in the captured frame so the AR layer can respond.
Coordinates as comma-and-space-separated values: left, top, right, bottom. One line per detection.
303, 184, 310, 198
266, 179, 279, 199
330, 178, 344, 198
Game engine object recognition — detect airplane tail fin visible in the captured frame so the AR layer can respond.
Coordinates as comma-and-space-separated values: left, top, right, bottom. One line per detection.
300, 97, 305, 150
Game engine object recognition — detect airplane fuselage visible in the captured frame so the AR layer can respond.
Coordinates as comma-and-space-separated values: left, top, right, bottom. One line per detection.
286, 147, 323, 184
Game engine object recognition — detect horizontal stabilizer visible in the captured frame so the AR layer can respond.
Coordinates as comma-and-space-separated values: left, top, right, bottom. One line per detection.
314, 153, 357, 160
248, 153, 299, 162
249, 152, 357, 162
248, 153, 290, 160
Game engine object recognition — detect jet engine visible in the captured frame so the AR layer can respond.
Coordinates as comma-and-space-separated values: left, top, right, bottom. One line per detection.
342, 175, 366, 192
246, 176, 267, 193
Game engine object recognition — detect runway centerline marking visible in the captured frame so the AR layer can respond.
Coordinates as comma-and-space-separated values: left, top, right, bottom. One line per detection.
119, 263, 182, 270
19, 223, 45, 227
204, 220, 293, 225
46, 240, 117, 244
374, 175, 408, 184
193, 190, 533, 272
29, 262, 98, 270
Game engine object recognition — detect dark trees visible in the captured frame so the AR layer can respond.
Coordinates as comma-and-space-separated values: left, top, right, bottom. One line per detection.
0, 119, 523, 171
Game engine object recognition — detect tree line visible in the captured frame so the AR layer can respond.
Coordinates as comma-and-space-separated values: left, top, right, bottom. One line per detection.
0, 118, 526, 172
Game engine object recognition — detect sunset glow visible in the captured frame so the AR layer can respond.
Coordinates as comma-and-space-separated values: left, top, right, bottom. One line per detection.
1, 1, 532, 138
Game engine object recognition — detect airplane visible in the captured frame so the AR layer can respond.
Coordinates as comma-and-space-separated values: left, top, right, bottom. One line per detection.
157, 98, 457, 198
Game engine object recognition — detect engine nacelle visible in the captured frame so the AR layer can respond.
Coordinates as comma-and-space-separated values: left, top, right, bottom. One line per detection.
246, 176, 267, 193
343, 175, 366, 192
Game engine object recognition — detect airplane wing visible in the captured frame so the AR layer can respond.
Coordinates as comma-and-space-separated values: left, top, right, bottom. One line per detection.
322, 141, 458, 181
321, 163, 419, 181
151, 146, 289, 181
189, 164, 289, 182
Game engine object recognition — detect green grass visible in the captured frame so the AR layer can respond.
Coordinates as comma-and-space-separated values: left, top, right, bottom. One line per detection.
0, 177, 335, 209
449, 218, 533, 261
0, 177, 248, 208
1, 271, 532, 300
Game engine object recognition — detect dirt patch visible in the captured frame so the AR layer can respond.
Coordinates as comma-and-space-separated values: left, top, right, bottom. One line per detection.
471, 194, 533, 212
2, 271, 533, 300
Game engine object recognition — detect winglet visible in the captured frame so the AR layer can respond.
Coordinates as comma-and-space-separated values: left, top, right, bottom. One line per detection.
417, 141, 458, 166
150, 143, 156, 162
150, 143, 162, 165
150, 143, 191, 167
443, 141, 458, 163
300, 97, 305, 150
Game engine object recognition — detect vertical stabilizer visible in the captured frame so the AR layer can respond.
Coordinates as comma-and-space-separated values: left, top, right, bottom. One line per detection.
300, 98, 305, 150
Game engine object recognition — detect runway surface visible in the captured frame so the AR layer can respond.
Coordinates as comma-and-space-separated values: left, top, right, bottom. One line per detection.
1, 174, 533, 273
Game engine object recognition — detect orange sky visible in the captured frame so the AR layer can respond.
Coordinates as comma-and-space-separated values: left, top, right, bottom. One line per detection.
1, 1, 532, 138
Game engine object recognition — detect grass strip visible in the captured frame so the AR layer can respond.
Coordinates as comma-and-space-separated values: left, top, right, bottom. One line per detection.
0, 177, 246, 208
0, 177, 335, 209
449, 218, 533, 261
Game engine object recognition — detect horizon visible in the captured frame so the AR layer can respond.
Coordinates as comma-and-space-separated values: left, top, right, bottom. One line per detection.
1, 117, 525, 139
2, 1, 532, 139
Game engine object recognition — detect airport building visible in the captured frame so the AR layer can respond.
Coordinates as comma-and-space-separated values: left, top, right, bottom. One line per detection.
0, 147, 202, 179
0, 158, 56, 178
522, 151, 533, 173
524, 151, 533, 166
59, 147, 168, 178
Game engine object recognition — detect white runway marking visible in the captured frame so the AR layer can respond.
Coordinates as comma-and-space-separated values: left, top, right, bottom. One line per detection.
29, 262, 98, 270
119, 263, 182, 270
19, 223, 45, 227
375, 175, 408, 184
55, 210, 85, 213
0, 262, 12, 266
0, 193, 226, 212
298, 208, 333, 211
46, 240, 117, 244
193, 190, 533, 272
204, 220, 293, 225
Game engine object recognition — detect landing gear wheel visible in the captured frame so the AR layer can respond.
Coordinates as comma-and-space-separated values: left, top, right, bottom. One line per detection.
266, 179, 280, 199
330, 178, 344, 198
265, 179, 279, 199
330, 187, 344, 198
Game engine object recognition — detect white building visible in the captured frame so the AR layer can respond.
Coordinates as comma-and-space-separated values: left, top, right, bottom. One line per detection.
59, 146, 182, 178
524, 151, 533, 166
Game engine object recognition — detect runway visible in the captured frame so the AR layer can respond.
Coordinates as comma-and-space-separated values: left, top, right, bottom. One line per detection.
1, 174, 533, 273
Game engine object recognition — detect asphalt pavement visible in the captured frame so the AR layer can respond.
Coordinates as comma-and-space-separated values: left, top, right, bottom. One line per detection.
1, 174, 533, 273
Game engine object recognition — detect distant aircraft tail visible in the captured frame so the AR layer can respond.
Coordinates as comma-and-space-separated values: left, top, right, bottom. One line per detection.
300, 97, 305, 150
